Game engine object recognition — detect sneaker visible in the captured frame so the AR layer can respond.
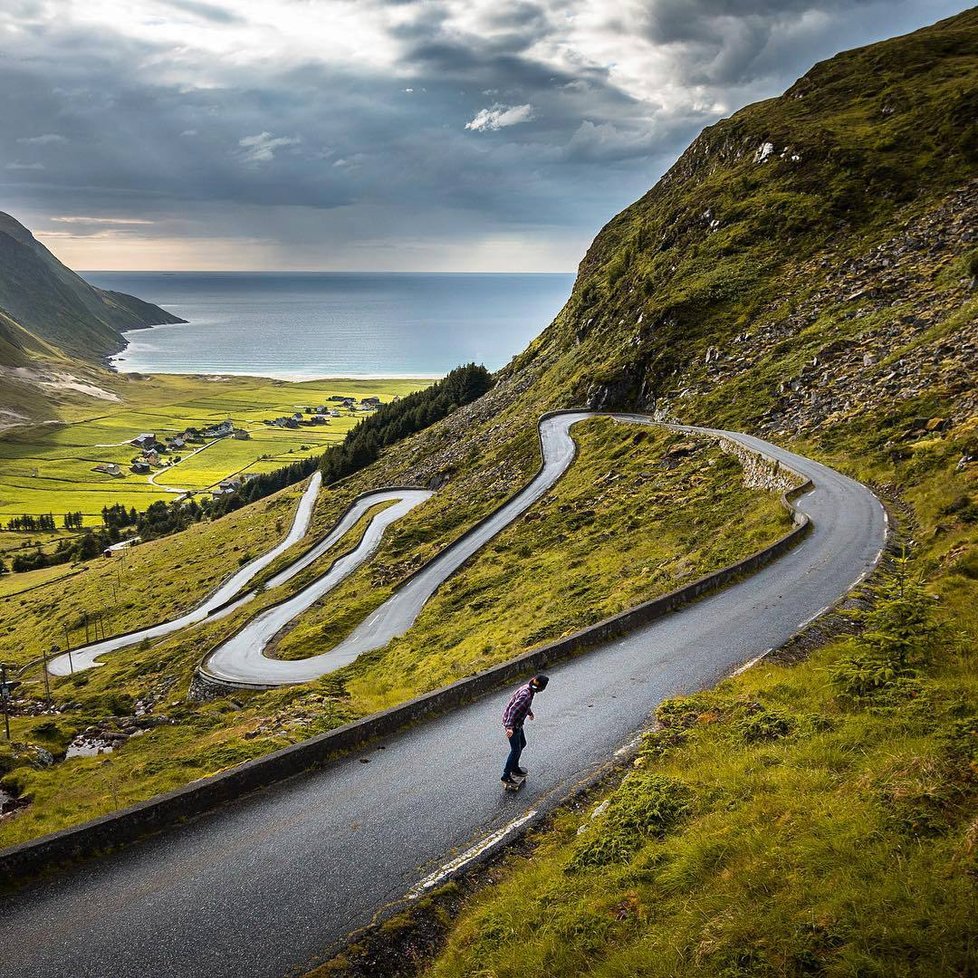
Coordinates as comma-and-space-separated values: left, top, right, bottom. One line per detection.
513, 766, 527, 777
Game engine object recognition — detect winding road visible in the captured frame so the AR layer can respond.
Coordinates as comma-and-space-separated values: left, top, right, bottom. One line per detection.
1, 416, 887, 978
201, 411, 598, 685
202, 488, 432, 684
47, 472, 325, 675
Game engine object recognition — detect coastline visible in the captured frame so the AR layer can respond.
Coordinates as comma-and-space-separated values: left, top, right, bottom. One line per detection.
85, 270, 572, 382
105, 355, 443, 384
104, 324, 443, 383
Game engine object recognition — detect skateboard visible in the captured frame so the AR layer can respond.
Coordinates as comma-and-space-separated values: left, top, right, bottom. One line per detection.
503, 773, 527, 793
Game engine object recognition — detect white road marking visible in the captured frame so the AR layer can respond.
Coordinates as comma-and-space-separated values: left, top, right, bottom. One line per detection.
731, 649, 772, 676
613, 733, 645, 757
408, 810, 538, 899
798, 605, 829, 629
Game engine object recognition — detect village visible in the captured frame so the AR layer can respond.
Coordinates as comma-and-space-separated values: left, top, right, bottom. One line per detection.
90, 394, 394, 497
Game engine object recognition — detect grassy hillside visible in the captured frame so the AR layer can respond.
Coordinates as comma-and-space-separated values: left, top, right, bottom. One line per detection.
0, 210, 190, 434
0, 307, 55, 369
507, 7, 978, 418
0, 419, 786, 845
297, 10, 978, 978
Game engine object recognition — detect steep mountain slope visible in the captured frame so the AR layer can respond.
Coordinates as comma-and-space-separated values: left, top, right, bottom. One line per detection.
0, 306, 53, 369
0, 212, 186, 431
500, 8, 978, 424
295, 10, 978, 978
0, 211, 184, 359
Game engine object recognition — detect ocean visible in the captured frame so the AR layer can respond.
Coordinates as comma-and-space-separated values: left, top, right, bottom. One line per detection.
85, 272, 575, 379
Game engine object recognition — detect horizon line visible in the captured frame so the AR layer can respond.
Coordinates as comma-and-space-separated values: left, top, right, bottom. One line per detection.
81, 268, 577, 276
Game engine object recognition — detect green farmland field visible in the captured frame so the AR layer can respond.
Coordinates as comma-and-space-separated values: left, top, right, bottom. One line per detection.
0, 374, 424, 521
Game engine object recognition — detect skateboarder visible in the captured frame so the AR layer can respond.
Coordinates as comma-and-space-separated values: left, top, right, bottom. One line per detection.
501, 674, 549, 786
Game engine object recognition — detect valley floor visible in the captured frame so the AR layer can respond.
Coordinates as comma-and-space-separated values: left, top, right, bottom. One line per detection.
0, 371, 422, 521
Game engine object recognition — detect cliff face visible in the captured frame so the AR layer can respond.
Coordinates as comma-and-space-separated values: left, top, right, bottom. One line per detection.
0, 211, 184, 360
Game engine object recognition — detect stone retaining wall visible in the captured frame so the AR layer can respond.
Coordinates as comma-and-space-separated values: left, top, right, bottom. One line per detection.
717, 436, 803, 494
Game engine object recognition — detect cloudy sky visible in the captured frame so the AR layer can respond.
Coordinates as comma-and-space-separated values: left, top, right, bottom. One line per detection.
0, 0, 969, 271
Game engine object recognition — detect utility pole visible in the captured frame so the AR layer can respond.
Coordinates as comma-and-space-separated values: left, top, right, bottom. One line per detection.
42, 646, 53, 704
0, 665, 19, 741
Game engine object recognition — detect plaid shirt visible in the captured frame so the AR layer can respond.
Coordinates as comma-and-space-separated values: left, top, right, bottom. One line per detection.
502, 682, 534, 728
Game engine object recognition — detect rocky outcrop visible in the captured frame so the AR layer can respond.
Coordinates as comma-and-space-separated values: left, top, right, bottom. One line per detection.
654, 181, 978, 439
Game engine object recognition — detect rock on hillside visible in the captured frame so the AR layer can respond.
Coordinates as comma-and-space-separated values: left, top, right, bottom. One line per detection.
0, 211, 184, 360
511, 7, 978, 420
488, 10, 978, 435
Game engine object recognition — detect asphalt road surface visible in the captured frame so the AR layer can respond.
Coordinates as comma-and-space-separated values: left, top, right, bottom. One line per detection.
203, 411, 594, 685
1, 422, 886, 978
202, 489, 432, 685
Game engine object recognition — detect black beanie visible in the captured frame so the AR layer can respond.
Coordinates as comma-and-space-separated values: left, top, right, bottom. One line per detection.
533, 674, 550, 690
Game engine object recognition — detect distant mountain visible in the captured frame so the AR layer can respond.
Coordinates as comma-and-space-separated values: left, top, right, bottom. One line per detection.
0, 211, 184, 360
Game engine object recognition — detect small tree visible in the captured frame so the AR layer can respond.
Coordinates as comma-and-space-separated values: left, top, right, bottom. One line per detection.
832, 557, 940, 699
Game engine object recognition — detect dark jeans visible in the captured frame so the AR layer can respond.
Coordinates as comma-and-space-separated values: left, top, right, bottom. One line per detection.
503, 726, 526, 779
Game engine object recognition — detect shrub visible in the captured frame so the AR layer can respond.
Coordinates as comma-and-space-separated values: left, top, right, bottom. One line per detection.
639, 726, 689, 759
832, 559, 941, 699
737, 704, 796, 742
656, 695, 706, 729
571, 774, 691, 869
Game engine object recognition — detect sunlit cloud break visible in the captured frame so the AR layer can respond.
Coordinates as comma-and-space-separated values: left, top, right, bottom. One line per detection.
17, 133, 67, 145
51, 216, 155, 225
238, 132, 301, 164
465, 104, 535, 133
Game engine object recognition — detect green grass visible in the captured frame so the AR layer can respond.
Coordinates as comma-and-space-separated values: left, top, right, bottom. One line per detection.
0, 482, 310, 664
0, 373, 422, 519
310, 420, 790, 713
0, 563, 81, 599
423, 556, 978, 978
296, 12, 978, 975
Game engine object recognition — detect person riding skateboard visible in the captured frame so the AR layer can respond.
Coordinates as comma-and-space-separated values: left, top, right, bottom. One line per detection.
501, 674, 549, 786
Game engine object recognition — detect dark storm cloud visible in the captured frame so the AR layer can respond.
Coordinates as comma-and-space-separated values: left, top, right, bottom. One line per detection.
0, 0, 970, 269
643, 0, 868, 43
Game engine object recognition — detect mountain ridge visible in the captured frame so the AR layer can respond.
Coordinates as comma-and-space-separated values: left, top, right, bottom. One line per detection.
0, 211, 184, 362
